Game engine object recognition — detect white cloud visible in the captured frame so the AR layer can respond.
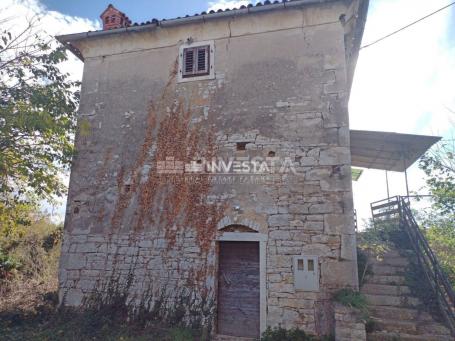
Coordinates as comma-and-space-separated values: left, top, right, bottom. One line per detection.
1, 0, 99, 222
0, 0, 99, 81
208, 0, 253, 12
350, 0, 455, 227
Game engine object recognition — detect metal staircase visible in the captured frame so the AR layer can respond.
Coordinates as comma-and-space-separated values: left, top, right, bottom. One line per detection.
371, 196, 455, 336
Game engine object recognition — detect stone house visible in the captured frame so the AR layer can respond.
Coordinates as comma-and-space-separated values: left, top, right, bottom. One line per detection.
57, 0, 371, 338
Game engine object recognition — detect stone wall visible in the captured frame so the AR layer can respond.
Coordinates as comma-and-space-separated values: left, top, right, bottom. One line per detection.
334, 303, 366, 341
60, 1, 363, 336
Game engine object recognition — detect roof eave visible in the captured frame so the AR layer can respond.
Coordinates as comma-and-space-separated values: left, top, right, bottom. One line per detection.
56, 0, 346, 52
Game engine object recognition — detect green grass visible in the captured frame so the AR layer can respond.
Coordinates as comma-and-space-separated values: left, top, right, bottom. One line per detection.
333, 288, 370, 324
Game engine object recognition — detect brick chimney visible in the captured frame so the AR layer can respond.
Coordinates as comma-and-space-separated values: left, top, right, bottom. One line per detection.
100, 4, 131, 30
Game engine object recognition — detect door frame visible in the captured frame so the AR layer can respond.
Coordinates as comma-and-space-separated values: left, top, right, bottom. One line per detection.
217, 232, 267, 335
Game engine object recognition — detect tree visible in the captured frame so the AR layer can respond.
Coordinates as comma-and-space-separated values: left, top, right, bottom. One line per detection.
419, 139, 455, 215
0, 16, 79, 234
419, 138, 455, 287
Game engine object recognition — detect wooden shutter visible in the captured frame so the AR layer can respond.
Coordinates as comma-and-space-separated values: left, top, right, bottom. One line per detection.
183, 48, 195, 77
196, 46, 209, 75
182, 45, 210, 78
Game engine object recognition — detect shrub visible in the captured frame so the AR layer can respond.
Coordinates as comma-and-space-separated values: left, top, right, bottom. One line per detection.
261, 326, 322, 341
0, 247, 20, 280
333, 288, 367, 310
168, 327, 195, 341
333, 288, 369, 323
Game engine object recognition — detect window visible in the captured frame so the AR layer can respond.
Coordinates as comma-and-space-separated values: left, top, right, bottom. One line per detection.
236, 142, 248, 151
307, 259, 314, 271
178, 41, 215, 83
183, 45, 210, 78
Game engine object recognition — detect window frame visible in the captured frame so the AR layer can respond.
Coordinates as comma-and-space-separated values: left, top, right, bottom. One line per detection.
178, 40, 215, 83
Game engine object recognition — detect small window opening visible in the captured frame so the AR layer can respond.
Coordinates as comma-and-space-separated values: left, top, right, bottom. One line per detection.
125, 184, 131, 193
295, 156, 302, 163
111, 15, 116, 22
73, 206, 80, 214
297, 259, 304, 271
182, 45, 210, 78
196, 159, 203, 164
236, 142, 247, 151
268, 151, 276, 157
308, 259, 315, 271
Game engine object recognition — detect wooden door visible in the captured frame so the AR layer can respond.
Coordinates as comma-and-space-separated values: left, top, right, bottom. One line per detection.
217, 241, 260, 338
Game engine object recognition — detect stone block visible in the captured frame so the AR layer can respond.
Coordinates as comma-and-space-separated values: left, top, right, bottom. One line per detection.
340, 234, 356, 260
268, 214, 292, 227
304, 221, 324, 231
319, 147, 350, 166
61, 253, 87, 270
63, 288, 84, 307
322, 260, 358, 288
324, 214, 354, 235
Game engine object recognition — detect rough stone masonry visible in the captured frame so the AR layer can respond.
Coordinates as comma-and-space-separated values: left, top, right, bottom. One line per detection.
57, 0, 369, 338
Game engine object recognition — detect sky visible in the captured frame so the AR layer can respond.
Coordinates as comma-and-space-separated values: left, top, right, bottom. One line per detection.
1, 0, 454, 226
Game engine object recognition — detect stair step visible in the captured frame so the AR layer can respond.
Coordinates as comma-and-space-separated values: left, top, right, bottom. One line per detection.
364, 274, 407, 285
214, 335, 256, 341
361, 283, 411, 296
368, 306, 434, 321
370, 318, 451, 336
371, 264, 407, 275
371, 318, 419, 334
364, 294, 421, 308
370, 256, 410, 267
367, 331, 453, 341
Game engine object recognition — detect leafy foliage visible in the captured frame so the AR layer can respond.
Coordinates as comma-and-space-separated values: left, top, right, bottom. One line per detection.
333, 288, 368, 315
419, 140, 455, 215
0, 16, 79, 231
0, 213, 61, 284
421, 214, 455, 288
0, 199, 35, 238
418, 139, 455, 289
0, 246, 20, 280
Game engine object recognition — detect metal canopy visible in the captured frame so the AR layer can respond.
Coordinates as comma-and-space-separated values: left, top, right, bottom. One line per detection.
350, 130, 441, 172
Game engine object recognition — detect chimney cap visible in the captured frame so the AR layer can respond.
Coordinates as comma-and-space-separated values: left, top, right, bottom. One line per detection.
100, 4, 122, 18
100, 4, 130, 30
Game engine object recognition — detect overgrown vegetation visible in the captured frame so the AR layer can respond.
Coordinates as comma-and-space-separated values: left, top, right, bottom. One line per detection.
333, 288, 368, 312
0, 213, 207, 340
357, 219, 445, 319
333, 287, 371, 329
261, 326, 333, 341
0, 307, 204, 340
0, 213, 61, 314
418, 138, 455, 289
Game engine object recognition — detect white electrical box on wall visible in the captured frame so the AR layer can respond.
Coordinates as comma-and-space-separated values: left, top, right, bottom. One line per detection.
293, 255, 319, 291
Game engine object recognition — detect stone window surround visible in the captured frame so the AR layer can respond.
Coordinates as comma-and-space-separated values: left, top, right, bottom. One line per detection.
217, 231, 267, 335
178, 40, 215, 83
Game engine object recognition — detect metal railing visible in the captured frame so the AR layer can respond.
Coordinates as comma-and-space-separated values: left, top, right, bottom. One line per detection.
371, 196, 455, 335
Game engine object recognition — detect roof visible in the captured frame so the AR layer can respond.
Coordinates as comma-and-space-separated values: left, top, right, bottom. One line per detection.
350, 130, 441, 172
128, 0, 331, 27
56, 0, 357, 53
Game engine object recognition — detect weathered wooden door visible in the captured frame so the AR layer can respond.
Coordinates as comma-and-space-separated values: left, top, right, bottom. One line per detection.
217, 241, 260, 338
